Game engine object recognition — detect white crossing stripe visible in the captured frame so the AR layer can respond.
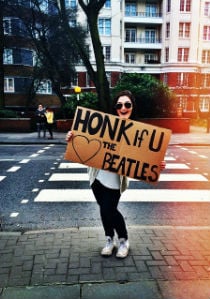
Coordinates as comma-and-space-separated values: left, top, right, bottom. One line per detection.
7, 166, 21, 172
59, 163, 86, 169
159, 173, 208, 181
165, 163, 189, 169
165, 157, 176, 161
0, 176, 6, 182
19, 159, 30, 164
48, 173, 208, 182
34, 189, 210, 202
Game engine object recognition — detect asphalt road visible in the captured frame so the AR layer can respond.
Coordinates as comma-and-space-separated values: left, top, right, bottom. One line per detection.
0, 144, 210, 232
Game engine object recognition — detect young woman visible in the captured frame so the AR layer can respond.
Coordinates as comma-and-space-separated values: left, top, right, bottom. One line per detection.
66, 90, 166, 258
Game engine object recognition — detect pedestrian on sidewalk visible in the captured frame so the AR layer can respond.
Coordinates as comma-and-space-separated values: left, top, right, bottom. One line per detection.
35, 104, 46, 138
45, 107, 54, 139
66, 90, 166, 259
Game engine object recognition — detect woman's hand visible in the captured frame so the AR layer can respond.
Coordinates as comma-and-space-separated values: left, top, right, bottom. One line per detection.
65, 131, 73, 142
160, 160, 166, 171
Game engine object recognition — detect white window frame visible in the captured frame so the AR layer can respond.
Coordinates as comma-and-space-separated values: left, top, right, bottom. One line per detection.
36, 80, 52, 94
144, 53, 158, 63
179, 22, 190, 38
3, 18, 12, 35
178, 48, 189, 62
125, 53, 136, 64
202, 50, 210, 63
202, 73, 210, 87
177, 73, 189, 86
180, 0, 191, 12
98, 18, 111, 36
203, 26, 210, 40
204, 2, 210, 16
103, 45, 111, 62
200, 97, 210, 112
125, 28, 136, 42
4, 78, 15, 92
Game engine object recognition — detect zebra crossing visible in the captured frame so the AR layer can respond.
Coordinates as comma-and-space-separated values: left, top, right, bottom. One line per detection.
34, 155, 210, 203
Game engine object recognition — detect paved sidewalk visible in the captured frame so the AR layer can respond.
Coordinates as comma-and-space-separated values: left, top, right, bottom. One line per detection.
0, 226, 210, 298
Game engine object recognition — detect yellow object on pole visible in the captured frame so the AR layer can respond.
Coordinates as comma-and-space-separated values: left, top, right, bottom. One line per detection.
74, 86, 81, 93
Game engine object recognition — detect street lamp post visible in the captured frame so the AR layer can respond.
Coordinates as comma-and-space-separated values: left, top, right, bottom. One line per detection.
74, 86, 81, 101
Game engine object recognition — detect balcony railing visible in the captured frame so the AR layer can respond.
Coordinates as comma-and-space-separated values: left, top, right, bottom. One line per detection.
125, 38, 162, 44
125, 12, 162, 18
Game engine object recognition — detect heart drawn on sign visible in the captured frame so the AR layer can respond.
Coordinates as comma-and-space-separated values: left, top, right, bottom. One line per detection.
72, 135, 102, 164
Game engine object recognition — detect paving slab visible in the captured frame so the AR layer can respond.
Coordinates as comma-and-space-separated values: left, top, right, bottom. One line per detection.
0, 285, 80, 299
82, 281, 162, 299
158, 281, 210, 299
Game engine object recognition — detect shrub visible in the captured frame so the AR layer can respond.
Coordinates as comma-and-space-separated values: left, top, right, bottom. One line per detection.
0, 109, 17, 118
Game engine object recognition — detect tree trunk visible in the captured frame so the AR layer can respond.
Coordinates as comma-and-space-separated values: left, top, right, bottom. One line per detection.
76, 0, 112, 112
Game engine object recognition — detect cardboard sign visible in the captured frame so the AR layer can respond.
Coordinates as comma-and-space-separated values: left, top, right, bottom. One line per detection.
65, 106, 171, 184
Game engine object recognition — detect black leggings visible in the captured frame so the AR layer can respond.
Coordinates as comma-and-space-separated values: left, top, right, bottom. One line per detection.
91, 179, 128, 240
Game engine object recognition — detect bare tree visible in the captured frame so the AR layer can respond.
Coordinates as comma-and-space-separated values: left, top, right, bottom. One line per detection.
17, 0, 86, 105
57, 0, 111, 113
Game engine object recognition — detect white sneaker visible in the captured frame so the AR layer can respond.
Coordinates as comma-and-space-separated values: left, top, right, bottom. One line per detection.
116, 238, 129, 258
101, 236, 115, 256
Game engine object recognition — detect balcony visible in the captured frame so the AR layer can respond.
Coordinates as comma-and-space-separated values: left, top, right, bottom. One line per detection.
124, 12, 163, 24
124, 38, 162, 49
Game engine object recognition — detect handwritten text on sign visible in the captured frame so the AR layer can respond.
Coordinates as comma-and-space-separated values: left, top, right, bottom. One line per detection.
65, 107, 171, 184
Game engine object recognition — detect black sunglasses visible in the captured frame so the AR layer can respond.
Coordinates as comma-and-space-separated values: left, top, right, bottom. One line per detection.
115, 102, 132, 110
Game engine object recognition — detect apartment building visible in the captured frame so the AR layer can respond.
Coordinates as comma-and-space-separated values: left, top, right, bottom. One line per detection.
3, 0, 210, 116
76, 0, 210, 116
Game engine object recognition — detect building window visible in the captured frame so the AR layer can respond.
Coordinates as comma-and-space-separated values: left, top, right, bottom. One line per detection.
163, 73, 168, 84
203, 26, 210, 40
4, 78, 14, 92
202, 50, 210, 63
36, 80, 52, 94
167, 0, 171, 12
145, 29, 157, 43
178, 48, 189, 62
125, 28, 136, 42
104, 0, 111, 9
103, 46, 111, 62
180, 0, 191, 12
3, 49, 13, 64
4, 17, 27, 37
125, 53, 136, 64
166, 23, 170, 38
65, 0, 76, 8
177, 73, 189, 86
125, 3, 137, 16
3, 18, 12, 35
204, 2, 210, 16
145, 4, 158, 17
98, 18, 111, 36
179, 22, 190, 38
144, 53, 158, 63
13, 48, 34, 66
200, 97, 210, 112
165, 47, 169, 62
202, 74, 210, 87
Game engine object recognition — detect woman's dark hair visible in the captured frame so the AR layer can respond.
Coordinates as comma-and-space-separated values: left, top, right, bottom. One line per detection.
112, 90, 137, 120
